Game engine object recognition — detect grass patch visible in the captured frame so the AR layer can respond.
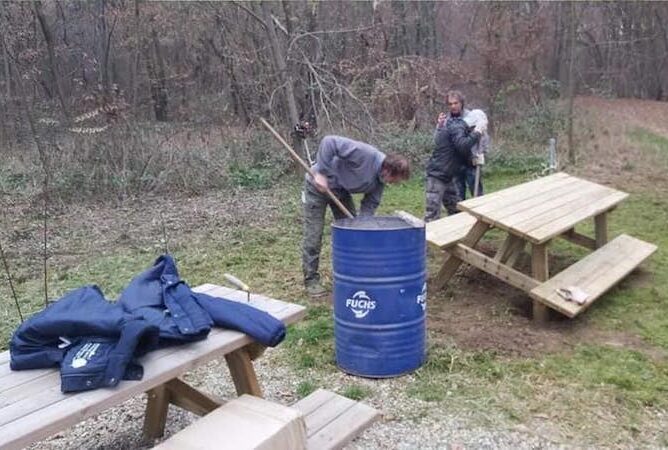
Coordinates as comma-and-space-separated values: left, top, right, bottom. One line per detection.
628, 127, 668, 157
586, 193, 668, 349
542, 345, 668, 407
341, 383, 373, 401
282, 304, 335, 370
227, 164, 274, 189
296, 380, 317, 398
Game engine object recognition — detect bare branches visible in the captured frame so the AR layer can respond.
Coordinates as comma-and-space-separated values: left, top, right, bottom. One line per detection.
0, 240, 23, 322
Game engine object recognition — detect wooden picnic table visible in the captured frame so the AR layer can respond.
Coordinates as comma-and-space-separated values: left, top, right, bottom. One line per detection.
0, 284, 306, 450
430, 172, 656, 321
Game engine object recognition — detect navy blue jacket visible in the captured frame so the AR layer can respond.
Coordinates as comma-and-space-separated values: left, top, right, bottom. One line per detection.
117, 255, 286, 348
10, 255, 287, 393
10, 285, 159, 393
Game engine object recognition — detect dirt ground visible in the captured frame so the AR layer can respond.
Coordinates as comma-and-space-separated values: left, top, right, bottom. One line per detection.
427, 96, 668, 361
428, 255, 664, 360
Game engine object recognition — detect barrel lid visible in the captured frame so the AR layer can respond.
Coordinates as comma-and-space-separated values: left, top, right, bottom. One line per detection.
333, 215, 423, 230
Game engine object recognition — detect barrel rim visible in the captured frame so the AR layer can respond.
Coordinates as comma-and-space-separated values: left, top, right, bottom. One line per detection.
332, 215, 424, 231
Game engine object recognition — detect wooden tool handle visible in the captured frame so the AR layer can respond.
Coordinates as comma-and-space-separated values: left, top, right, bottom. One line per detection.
223, 273, 250, 292
259, 117, 354, 219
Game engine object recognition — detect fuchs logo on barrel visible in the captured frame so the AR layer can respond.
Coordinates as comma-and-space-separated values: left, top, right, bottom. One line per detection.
416, 282, 427, 311
346, 290, 376, 319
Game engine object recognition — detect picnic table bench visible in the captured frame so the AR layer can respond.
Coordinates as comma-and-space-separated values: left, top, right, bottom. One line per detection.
0, 284, 306, 450
426, 173, 657, 321
156, 388, 380, 450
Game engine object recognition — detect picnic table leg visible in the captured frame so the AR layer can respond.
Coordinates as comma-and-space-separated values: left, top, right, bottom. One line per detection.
225, 347, 263, 397
531, 242, 550, 323
165, 378, 223, 416
432, 220, 490, 290
505, 240, 526, 267
594, 212, 608, 248
245, 342, 267, 360
494, 234, 522, 263
143, 384, 170, 440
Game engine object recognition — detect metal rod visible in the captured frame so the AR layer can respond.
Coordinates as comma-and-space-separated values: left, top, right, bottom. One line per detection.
259, 118, 354, 219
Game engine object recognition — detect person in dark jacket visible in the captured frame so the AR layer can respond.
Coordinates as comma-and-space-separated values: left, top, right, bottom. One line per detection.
425, 90, 482, 221
303, 135, 410, 297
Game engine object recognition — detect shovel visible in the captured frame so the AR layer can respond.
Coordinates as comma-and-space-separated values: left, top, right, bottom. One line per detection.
474, 165, 481, 197
260, 118, 354, 219
473, 153, 484, 197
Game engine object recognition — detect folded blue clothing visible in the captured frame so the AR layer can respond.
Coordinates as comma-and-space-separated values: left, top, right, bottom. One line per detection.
194, 293, 285, 347
10, 254, 288, 393
118, 255, 286, 348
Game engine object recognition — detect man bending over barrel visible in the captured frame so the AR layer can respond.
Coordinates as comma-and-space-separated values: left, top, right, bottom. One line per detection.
303, 135, 410, 298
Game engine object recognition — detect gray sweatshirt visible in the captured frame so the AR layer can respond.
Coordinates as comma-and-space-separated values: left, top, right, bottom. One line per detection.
309, 135, 386, 215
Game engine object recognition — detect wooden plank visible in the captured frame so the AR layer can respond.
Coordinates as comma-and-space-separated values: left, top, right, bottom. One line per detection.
459, 172, 570, 211
432, 220, 490, 290
494, 235, 522, 262
526, 192, 628, 243
425, 212, 477, 249
0, 371, 61, 410
560, 229, 597, 250
0, 365, 55, 389
143, 384, 170, 440
165, 378, 222, 416
486, 181, 614, 237
450, 244, 540, 292
291, 389, 337, 419
154, 395, 306, 450
468, 176, 585, 219
306, 401, 379, 450
298, 394, 355, 437
595, 212, 608, 248
225, 348, 263, 397
506, 240, 526, 267
531, 242, 550, 323
531, 234, 657, 318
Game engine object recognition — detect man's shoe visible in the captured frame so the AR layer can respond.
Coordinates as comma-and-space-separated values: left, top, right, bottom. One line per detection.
305, 281, 328, 298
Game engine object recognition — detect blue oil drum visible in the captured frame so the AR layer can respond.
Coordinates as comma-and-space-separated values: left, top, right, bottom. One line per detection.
332, 215, 426, 378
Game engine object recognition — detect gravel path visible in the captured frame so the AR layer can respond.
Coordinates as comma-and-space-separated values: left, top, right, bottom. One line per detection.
31, 347, 561, 450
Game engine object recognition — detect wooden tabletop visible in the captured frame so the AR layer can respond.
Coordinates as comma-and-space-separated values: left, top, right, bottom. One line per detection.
458, 173, 628, 244
0, 284, 306, 450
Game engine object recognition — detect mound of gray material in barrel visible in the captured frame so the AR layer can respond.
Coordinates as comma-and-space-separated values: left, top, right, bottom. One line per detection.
334, 216, 416, 230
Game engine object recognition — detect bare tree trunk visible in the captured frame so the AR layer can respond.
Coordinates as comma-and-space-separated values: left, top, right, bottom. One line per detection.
566, 1, 577, 165
1, 33, 10, 98
33, 1, 70, 119
131, 0, 141, 112
655, 7, 668, 100
145, 27, 168, 121
0, 31, 11, 145
260, 1, 299, 126
97, 0, 110, 93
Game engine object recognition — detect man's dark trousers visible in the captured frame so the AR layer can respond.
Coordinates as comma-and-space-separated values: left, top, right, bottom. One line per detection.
302, 181, 357, 284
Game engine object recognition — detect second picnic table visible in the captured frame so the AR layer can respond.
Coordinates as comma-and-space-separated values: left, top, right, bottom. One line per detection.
428, 172, 656, 322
